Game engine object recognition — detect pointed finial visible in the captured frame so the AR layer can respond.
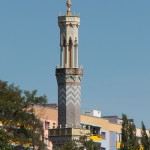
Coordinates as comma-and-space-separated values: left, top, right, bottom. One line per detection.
66, 0, 72, 16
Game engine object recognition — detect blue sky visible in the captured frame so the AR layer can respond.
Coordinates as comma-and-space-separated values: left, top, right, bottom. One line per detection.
0, 0, 150, 128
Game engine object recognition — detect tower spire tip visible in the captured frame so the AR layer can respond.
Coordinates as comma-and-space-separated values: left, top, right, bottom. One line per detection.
66, 0, 72, 16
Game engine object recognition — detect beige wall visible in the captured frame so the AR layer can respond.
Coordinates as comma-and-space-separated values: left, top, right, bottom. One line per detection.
34, 106, 58, 150
34, 106, 122, 133
81, 115, 121, 132
34, 107, 147, 137
33, 106, 58, 123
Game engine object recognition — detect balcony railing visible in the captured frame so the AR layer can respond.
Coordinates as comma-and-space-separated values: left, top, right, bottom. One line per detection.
116, 142, 121, 148
90, 134, 102, 142
56, 68, 83, 76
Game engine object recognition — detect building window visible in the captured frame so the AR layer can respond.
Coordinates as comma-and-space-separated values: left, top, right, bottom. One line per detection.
101, 132, 106, 140
117, 133, 121, 142
53, 122, 55, 129
45, 121, 50, 130
101, 148, 106, 150
44, 139, 48, 145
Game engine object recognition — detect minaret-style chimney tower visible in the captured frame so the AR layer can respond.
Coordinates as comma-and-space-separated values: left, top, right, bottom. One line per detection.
56, 0, 82, 127
49, 2, 90, 146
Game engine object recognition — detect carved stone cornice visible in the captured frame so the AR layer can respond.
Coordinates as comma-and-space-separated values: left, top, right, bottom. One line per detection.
56, 68, 83, 76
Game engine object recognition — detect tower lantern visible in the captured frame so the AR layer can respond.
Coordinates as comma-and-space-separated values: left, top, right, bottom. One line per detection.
59, 0, 80, 69
56, 0, 82, 127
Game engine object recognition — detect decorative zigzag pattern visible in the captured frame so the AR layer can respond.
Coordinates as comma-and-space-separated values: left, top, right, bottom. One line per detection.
66, 85, 81, 126
58, 84, 81, 127
58, 85, 66, 126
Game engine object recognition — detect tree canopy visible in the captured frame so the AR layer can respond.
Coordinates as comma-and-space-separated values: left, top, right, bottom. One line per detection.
120, 113, 139, 150
0, 80, 47, 149
141, 121, 150, 150
56, 136, 100, 150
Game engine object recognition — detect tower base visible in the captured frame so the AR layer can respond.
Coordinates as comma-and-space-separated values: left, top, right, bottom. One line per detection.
49, 127, 90, 149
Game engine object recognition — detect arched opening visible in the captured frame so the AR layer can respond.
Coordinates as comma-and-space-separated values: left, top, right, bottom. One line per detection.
74, 37, 78, 68
63, 37, 66, 68
68, 37, 73, 68
63, 37, 66, 46
60, 37, 66, 68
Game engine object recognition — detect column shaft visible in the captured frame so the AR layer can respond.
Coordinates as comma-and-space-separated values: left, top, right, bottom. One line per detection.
75, 46, 78, 68
64, 45, 68, 68
66, 45, 68, 68
64, 46, 66, 68
60, 46, 63, 68
71, 46, 74, 68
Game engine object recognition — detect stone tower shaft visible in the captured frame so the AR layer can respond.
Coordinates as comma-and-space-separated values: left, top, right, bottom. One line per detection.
56, 0, 82, 127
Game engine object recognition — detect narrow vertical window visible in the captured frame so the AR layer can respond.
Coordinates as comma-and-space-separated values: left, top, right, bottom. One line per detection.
45, 121, 50, 130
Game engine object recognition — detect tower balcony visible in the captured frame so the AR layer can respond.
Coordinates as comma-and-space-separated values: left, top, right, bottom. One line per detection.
49, 127, 90, 146
49, 127, 90, 137
58, 15, 80, 25
56, 68, 83, 76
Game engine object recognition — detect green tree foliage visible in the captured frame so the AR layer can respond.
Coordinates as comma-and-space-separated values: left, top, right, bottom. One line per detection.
120, 114, 139, 150
79, 135, 100, 150
149, 130, 150, 148
141, 121, 150, 150
61, 140, 78, 150
128, 121, 139, 150
121, 114, 129, 150
0, 80, 47, 149
0, 129, 13, 150
60, 136, 100, 150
